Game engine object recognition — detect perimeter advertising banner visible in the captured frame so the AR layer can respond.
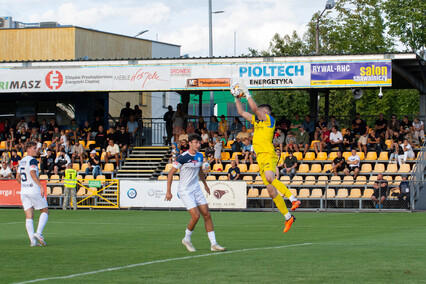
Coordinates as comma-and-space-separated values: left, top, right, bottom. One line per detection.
0, 60, 391, 93
0, 180, 47, 206
119, 180, 247, 209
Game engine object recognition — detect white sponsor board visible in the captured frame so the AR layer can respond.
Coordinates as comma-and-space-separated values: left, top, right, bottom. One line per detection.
119, 180, 247, 209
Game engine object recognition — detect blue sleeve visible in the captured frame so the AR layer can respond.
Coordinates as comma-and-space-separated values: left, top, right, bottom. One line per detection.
29, 159, 38, 166
266, 114, 275, 128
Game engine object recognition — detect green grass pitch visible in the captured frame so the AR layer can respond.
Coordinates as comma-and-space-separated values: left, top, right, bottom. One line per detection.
1, 209, 425, 283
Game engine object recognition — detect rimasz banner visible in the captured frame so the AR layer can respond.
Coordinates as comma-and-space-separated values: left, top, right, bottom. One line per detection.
0, 60, 391, 93
119, 180, 247, 209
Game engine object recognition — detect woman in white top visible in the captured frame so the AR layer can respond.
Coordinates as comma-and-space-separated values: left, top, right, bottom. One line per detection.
398, 139, 415, 165
412, 117, 425, 142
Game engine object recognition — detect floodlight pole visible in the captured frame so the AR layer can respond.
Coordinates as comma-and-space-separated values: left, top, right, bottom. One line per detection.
315, 1, 334, 54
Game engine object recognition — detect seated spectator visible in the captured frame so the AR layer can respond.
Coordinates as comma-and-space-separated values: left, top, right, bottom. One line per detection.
126, 115, 139, 145
313, 126, 330, 154
59, 129, 67, 148
169, 143, 178, 163
397, 139, 415, 165
197, 117, 207, 135
205, 141, 215, 164
50, 127, 61, 153
295, 126, 309, 155
90, 125, 107, 151
39, 119, 48, 142
115, 117, 127, 130
178, 129, 189, 142
391, 174, 410, 209
16, 126, 29, 152
285, 131, 297, 153
375, 113, 387, 139
0, 162, 13, 179
107, 127, 118, 144
342, 128, 357, 151
386, 114, 400, 140
303, 115, 315, 141
1, 151, 11, 164
202, 157, 211, 174
208, 116, 219, 138
27, 116, 40, 132
71, 140, 85, 166
229, 117, 243, 141
367, 129, 382, 156
277, 115, 291, 135
29, 127, 40, 142
236, 126, 250, 140
91, 116, 103, 136
227, 160, 240, 180
10, 149, 21, 173
357, 132, 368, 155
5, 128, 16, 151
54, 149, 71, 175
218, 115, 229, 141
330, 150, 346, 176
134, 105, 142, 121
352, 116, 368, 136
64, 139, 73, 157
327, 116, 340, 130
344, 149, 360, 178
327, 126, 343, 154
186, 121, 195, 135
68, 119, 80, 140
412, 117, 425, 143
280, 150, 298, 179
371, 173, 388, 209
15, 117, 28, 132
273, 128, 285, 152
116, 126, 130, 157
41, 149, 55, 175
81, 121, 92, 142
39, 142, 48, 158
214, 137, 223, 164
236, 138, 254, 165
314, 117, 327, 140
200, 128, 209, 148
290, 113, 303, 133
105, 139, 120, 168
275, 149, 284, 178
85, 150, 102, 178
179, 139, 189, 154
399, 116, 413, 141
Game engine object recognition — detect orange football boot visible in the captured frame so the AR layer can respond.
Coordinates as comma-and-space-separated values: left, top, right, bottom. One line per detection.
283, 215, 296, 233
291, 200, 301, 211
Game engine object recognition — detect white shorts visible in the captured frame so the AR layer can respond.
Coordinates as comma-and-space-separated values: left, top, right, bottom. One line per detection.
21, 194, 48, 211
178, 189, 207, 210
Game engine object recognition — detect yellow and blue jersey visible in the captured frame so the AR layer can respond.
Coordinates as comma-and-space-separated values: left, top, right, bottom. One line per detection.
252, 114, 276, 155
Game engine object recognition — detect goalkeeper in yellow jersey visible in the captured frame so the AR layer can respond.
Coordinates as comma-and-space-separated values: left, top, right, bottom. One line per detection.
232, 83, 301, 233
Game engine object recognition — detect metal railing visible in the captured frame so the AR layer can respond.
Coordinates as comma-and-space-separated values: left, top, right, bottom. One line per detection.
411, 140, 426, 210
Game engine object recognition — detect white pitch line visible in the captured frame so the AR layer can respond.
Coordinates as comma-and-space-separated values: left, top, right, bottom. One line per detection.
14, 242, 312, 284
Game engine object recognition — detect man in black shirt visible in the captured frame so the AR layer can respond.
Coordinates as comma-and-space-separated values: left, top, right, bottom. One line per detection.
399, 116, 412, 141
280, 150, 298, 179
352, 117, 368, 136
85, 150, 102, 178
331, 151, 346, 176
342, 129, 356, 151
163, 105, 175, 146
374, 113, 387, 139
372, 173, 388, 209
120, 102, 134, 122
227, 161, 240, 180
90, 125, 107, 151
41, 149, 55, 175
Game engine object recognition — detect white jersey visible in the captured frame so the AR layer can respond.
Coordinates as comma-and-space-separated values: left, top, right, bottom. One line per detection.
18, 155, 41, 195
347, 154, 360, 168
173, 151, 203, 193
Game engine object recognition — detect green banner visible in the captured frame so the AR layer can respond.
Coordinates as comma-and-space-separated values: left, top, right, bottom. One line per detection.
88, 180, 102, 188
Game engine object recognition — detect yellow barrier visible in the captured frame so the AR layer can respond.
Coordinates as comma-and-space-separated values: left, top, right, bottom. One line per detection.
76, 179, 119, 209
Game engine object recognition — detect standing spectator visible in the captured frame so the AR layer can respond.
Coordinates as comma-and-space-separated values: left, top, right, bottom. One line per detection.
392, 175, 410, 209
172, 104, 189, 143
313, 126, 330, 155
412, 117, 425, 143
68, 119, 80, 140
280, 150, 298, 179
63, 164, 78, 210
330, 151, 346, 176
126, 115, 139, 145
273, 128, 285, 153
197, 117, 207, 134
120, 102, 134, 122
397, 139, 415, 165
285, 131, 297, 153
218, 115, 229, 141
10, 149, 21, 173
327, 126, 344, 154
163, 105, 175, 146
53, 149, 71, 175
227, 160, 240, 180
214, 137, 223, 164
81, 121, 92, 143
27, 116, 40, 133
295, 126, 309, 155
208, 116, 219, 138
41, 149, 55, 175
367, 129, 382, 156
16, 126, 29, 153
229, 117, 243, 141
85, 150, 102, 178
105, 139, 120, 168
71, 140, 85, 167
326, 116, 340, 130
290, 113, 303, 133
303, 115, 316, 141
399, 116, 413, 141
357, 132, 368, 155
116, 126, 130, 157
50, 127, 61, 153
344, 149, 360, 179
90, 125, 107, 151
375, 113, 388, 139
134, 105, 142, 121
386, 114, 400, 140
5, 128, 16, 151
0, 162, 13, 179
372, 173, 388, 209
314, 117, 327, 140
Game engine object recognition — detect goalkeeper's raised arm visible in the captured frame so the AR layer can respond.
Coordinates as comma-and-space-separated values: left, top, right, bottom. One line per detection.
234, 83, 267, 121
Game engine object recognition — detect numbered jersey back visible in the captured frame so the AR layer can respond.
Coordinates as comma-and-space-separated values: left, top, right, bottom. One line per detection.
19, 156, 41, 195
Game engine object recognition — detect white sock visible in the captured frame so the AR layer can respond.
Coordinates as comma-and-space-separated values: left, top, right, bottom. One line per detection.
184, 229, 192, 242
289, 195, 297, 202
284, 212, 292, 220
36, 212, 48, 235
207, 231, 217, 246
25, 219, 35, 243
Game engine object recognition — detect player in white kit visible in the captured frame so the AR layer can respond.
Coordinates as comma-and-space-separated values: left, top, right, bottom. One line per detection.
16, 141, 49, 246
165, 134, 225, 252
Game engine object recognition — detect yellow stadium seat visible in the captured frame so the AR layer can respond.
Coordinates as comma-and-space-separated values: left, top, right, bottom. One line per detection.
248, 164, 259, 172
80, 163, 89, 172
383, 175, 393, 185
303, 152, 315, 160
367, 176, 378, 186
378, 151, 388, 161
221, 152, 230, 160
385, 139, 392, 149
280, 175, 291, 183
323, 164, 333, 173
290, 188, 297, 197
39, 175, 49, 181
342, 152, 351, 160
336, 188, 348, 198
328, 152, 338, 161
85, 140, 95, 149
298, 164, 310, 173
0, 141, 6, 149
164, 164, 173, 173
298, 188, 310, 198
362, 188, 374, 198
304, 176, 316, 185
253, 176, 264, 185
49, 175, 60, 183
349, 188, 362, 198
51, 186, 63, 195
231, 152, 242, 160
100, 152, 106, 161
96, 175, 106, 181
70, 163, 79, 171
224, 164, 232, 173
385, 163, 398, 173
237, 164, 248, 173
247, 188, 259, 198
158, 175, 167, 180
218, 175, 228, 181
281, 152, 289, 160
293, 152, 303, 161
316, 176, 328, 186
373, 163, 385, 173
309, 164, 322, 173
311, 188, 323, 198
291, 176, 303, 185
342, 176, 354, 185
206, 175, 216, 181
259, 189, 270, 198
360, 164, 372, 173
242, 176, 253, 184
398, 164, 411, 173
310, 140, 320, 149
77, 187, 87, 196
365, 152, 377, 160
225, 141, 233, 149
356, 152, 365, 160
355, 176, 367, 185
212, 164, 224, 172
325, 188, 336, 198
316, 152, 327, 160
329, 176, 341, 185
103, 163, 115, 172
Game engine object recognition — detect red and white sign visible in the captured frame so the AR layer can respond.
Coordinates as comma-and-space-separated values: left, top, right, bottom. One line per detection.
0, 180, 47, 206
45, 70, 63, 90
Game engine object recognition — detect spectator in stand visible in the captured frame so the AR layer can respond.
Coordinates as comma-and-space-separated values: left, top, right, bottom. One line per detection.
68, 119, 80, 140
81, 121, 92, 143
5, 128, 16, 151
295, 126, 310, 155
205, 141, 215, 164
50, 127, 61, 153
229, 117, 243, 141
357, 132, 368, 155
54, 149, 71, 175
64, 139, 73, 157
352, 116, 368, 136
27, 116, 40, 133
71, 140, 85, 167
200, 128, 209, 148
273, 128, 285, 152
3, 119, 11, 134
342, 129, 357, 151
218, 115, 229, 142
398, 139, 415, 166
327, 126, 344, 154
91, 116, 103, 137
236, 126, 250, 141
236, 138, 255, 165
327, 116, 340, 130
186, 121, 196, 135
115, 117, 127, 129
172, 103, 191, 143
16, 117, 28, 132
126, 115, 139, 145
116, 126, 130, 157
303, 115, 316, 141
120, 102, 134, 122
313, 126, 330, 155
280, 150, 298, 179
214, 137, 223, 164
178, 129, 189, 142
1, 151, 11, 165
367, 129, 382, 156
163, 105, 174, 146
0, 162, 13, 179
107, 127, 118, 145
39, 119, 48, 142
105, 139, 120, 168
208, 116, 219, 138
389, 132, 403, 164
134, 105, 142, 121
39, 143, 48, 158
15, 126, 29, 154
85, 150, 102, 178
41, 149, 55, 175
277, 115, 291, 136
374, 113, 388, 140
197, 117, 207, 135
330, 151, 347, 176
290, 113, 303, 133
169, 143, 178, 163
412, 117, 425, 144
372, 173, 388, 209
59, 129, 68, 149
344, 149, 360, 179
47, 118, 58, 140
285, 131, 297, 153
392, 174, 410, 209
179, 139, 189, 154
314, 117, 327, 140
386, 114, 400, 140
227, 160, 240, 180
400, 116, 413, 142
29, 127, 40, 142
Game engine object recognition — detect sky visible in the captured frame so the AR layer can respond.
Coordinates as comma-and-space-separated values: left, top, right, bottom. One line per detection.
2, 0, 331, 57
